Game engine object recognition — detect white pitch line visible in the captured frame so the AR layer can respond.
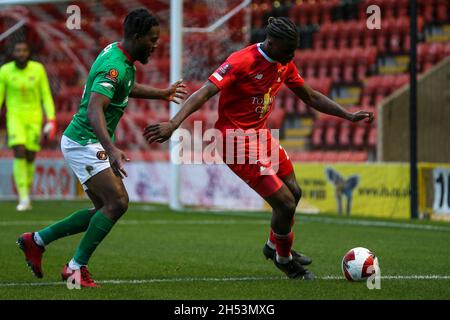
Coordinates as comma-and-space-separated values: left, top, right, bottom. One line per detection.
1, 275, 450, 288
0, 219, 268, 227
300, 216, 450, 232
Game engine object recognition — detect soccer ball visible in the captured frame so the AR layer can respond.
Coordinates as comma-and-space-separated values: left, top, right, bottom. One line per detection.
341, 247, 379, 281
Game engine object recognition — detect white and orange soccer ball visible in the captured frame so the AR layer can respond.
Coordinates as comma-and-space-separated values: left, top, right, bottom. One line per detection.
341, 247, 379, 282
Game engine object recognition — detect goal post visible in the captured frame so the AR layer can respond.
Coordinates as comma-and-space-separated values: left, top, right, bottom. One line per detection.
169, 0, 251, 210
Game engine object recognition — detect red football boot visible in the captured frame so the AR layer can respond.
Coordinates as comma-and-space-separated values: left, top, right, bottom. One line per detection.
61, 264, 99, 288
16, 232, 45, 278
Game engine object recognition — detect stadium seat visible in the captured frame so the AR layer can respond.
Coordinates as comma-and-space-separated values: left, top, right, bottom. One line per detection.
322, 151, 340, 162
396, 0, 409, 17
348, 20, 363, 48
352, 124, 367, 149
324, 119, 338, 149
311, 121, 325, 149
338, 121, 351, 149
368, 126, 377, 149
436, 0, 449, 22
419, 0, 435, 24
351, 151, 368, 162
320, 0, 338, 24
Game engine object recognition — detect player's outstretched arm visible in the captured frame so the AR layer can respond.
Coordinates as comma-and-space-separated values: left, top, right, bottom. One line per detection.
290, 83, 374, 123
130, 79, 188, 103
88, 92, 130, 178
143, 80, 219, 144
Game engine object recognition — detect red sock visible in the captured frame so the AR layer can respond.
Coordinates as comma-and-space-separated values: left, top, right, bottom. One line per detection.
269, 221, 295, 245
273, 231, 294, 258
269, 229, 277, 246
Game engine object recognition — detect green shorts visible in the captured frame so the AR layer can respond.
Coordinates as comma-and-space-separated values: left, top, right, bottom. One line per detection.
7, 116, 42, 151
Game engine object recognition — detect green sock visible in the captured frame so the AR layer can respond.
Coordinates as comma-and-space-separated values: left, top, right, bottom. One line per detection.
73, 211, 115, 265
37, 208, 93, 246
26, 161, 35, 193
13, 158, 28, 202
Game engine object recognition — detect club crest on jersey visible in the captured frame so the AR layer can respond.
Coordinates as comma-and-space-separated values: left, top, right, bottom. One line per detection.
96, 151, 108, 161
217, 62, 232, 76
277, 67, 286, 82
212, 63, 232, 82
106, 69, 119, 82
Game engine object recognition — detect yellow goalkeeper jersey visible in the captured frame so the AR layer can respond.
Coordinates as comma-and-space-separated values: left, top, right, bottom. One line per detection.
0, 60, 55, 122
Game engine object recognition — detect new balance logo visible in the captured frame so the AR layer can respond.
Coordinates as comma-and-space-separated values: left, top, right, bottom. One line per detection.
100, 82, 113, 89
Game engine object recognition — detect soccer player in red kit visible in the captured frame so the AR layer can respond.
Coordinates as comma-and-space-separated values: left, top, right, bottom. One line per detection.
144, 17, 373, 280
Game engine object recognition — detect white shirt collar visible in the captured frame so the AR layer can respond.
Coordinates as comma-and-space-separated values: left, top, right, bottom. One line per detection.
257, 43, 276, 63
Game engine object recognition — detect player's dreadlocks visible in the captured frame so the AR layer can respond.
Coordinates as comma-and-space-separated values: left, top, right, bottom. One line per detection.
265, 17, 298, 42
123, 8, 159, 39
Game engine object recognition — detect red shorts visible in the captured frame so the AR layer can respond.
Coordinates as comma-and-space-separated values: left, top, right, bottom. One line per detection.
221, 130, 294, 197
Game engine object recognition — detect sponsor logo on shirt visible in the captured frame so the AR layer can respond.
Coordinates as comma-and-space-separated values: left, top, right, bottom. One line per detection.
106, 69, 119, 82
252, 92, 275, 118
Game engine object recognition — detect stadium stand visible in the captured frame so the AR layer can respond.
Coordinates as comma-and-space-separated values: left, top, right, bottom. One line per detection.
1, 0, 449, 162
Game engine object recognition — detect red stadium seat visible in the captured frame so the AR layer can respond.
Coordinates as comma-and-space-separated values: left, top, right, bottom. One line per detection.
352, 124, 366, 149
348, 21, 363, 48
444, 42, 450, 58
308, 151, 325, 162
311, 121, 324, 149
338, 23, 351, 49
319, 0, 337, 24
338, 122, 351, 149
352, 151, 368, 162
368, 126, 377, 149
436, 0, 449, 22
396, 0, 409, 17
298, 2, 312, 26
419, 0, 435, 24
394, 74, 409, 90
322, 151, 340, 162
324, 119, 338, 149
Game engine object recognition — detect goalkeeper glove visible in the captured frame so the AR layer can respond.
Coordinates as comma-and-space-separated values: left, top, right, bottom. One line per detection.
43, 120, 57, 141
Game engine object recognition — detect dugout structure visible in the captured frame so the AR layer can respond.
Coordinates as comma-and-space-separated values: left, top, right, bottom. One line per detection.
378, 56, 450, 220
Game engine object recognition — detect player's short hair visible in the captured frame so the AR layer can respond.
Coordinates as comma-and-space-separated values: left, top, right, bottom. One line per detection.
265, 17, 298, 43
13, 39, 29, 49
123, 8, 159, 39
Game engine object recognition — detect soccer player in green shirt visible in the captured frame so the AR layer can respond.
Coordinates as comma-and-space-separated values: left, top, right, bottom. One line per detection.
0, 41, 57, 211
17, 9, 187, 287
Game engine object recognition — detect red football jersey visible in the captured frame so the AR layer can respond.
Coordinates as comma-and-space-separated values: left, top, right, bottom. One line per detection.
208, 43, 305, 132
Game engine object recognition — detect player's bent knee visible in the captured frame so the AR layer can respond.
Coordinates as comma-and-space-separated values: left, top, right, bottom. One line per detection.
294, 186, 302, 204
276, 197, 297, 217
106, 195, 129, 217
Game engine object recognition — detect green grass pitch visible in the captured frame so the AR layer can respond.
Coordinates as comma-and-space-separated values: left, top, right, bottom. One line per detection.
1, 200, 449, 300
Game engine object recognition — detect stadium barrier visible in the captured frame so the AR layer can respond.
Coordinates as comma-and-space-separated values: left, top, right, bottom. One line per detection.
0, 158, 77, 200
378, 56, 450, 162
1, 157, 449, 220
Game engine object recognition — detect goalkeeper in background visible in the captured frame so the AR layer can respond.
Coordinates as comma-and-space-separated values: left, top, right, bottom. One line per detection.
0, 40, 57, 211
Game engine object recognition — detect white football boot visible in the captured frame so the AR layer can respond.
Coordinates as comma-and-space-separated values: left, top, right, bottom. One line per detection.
16, 199, 32, 211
